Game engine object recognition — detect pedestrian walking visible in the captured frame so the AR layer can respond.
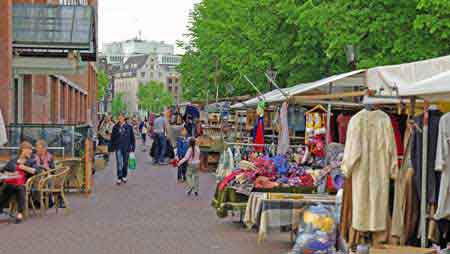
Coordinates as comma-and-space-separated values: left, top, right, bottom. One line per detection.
153, 112, 168, 165
177, 138, 200, 196
139, 119, 149, 146
176, 127, 189, 182
110, 113, 136, 185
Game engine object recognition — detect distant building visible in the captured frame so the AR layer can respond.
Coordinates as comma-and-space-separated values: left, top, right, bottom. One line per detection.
102, 39, 174, 66
113, 53, 183, 114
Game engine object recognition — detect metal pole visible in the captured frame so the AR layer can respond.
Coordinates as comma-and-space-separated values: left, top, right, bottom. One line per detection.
243, 75, 265, 100
265, 72, 288, 99
420, 101, 429, 247
215, 58, 219, 104
326, 103, 331, 146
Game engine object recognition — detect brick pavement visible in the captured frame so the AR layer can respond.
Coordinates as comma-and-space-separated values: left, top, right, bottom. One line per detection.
0, 142, 292, 254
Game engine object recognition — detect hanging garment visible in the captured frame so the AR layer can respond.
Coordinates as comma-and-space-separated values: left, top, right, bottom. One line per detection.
216, 147, 235, 181
411, 110, 443, 204
434, 112, 450, 220
341, 109, 398, 232
288, 105, 306, 132
277, 102, 289, 155
391, 130, 419, 245
336, 113, 351, 144
0, 110, 7, 146
253, 117, 264, 153
390, 115, 404, 161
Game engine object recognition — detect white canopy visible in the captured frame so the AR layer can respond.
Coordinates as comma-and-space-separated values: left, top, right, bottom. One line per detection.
231, 69, 365, 109
366, 55, 450, 101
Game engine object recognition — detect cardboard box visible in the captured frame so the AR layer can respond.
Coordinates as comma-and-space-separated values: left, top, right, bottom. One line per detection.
97, 145, 108, 154
94, 158, 106, 170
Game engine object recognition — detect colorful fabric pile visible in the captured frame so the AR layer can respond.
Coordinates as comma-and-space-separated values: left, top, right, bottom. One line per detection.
216, 144, 346, 193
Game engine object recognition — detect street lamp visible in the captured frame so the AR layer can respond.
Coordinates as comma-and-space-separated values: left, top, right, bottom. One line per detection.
346, 44, 358, 70
267, 68, 278, 91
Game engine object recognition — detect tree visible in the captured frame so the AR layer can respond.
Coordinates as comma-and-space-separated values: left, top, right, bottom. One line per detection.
111, 92, 127, 117
96, 70, 109, 101
137, 81, 175, 114
178, 0, 450, 100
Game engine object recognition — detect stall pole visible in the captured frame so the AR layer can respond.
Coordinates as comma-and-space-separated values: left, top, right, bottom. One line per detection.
325, 103, 332, 145
420, 101, 429, 247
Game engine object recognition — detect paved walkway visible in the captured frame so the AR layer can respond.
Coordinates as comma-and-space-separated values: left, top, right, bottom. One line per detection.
0, 141, 291, 254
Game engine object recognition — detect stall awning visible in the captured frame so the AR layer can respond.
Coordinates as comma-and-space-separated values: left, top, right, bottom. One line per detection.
231, 69, 365, 109
366, 55, 450, 101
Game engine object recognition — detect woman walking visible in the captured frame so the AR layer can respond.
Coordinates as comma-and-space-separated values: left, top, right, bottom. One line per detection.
177, 138, 200, 196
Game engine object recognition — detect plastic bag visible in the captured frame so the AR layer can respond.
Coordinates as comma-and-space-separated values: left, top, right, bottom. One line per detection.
290, 204, 337, 254
128, 152, 137, 171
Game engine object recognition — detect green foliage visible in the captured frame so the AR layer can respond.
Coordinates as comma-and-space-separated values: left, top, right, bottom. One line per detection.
96, 71, 109, 101
111, 92, 127, 117
137, 81, 175, 113
179, 0, 450, 100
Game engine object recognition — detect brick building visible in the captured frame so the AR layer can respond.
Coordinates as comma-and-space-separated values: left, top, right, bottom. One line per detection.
0, 0, 98, 127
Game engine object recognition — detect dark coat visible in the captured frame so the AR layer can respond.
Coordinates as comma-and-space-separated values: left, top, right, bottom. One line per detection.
110, 122, 136, 153
150, 137, 175, 160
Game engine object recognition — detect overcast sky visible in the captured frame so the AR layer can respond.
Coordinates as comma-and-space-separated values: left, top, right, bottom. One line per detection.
98, 0, 200, 54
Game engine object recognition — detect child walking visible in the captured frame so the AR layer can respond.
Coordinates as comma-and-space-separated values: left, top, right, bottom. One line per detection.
176, 127, 189, 182
177, 138, 200, 196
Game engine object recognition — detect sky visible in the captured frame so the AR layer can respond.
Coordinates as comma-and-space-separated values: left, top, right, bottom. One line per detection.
98, 0, 200, 54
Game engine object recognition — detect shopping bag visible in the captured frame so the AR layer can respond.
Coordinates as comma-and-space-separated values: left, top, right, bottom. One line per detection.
128, 152, 137, 171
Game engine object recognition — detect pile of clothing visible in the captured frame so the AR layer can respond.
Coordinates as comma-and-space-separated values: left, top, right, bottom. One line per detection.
217, 145, 346, 193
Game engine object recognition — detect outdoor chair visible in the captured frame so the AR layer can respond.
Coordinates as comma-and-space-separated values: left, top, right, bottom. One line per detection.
56, 159, 84, 191
24, 169, 56, 218
38, 167, 70, 216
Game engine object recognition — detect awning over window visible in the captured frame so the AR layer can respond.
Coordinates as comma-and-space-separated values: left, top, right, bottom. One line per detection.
12, 4, 96, 61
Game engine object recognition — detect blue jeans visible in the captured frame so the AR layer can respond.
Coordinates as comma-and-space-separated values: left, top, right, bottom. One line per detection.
115, 149, 129, 179
156, 133, 167, 163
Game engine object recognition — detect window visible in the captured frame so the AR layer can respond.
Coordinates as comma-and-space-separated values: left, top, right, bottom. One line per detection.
141, 72, 145, 78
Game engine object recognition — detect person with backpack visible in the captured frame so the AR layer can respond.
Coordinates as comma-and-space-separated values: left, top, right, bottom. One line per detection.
177, 138, 200, 196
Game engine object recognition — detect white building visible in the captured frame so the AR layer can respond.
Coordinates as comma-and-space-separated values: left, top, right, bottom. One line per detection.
102, 39, 175, 66
113, 53, 183, 114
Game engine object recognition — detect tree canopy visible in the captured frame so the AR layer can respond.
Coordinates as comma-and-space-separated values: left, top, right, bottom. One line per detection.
137, 81, 175, 113
111, 92, 127, 117
96, 70, 109, 101
178, 0, 450, 100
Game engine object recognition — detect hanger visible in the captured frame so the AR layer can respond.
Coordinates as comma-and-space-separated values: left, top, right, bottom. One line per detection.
306, 104, 328, 113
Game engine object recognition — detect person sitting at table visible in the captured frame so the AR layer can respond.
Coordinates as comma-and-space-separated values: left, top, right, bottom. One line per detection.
0, 141, 37, 223
34, 140, 55, 171
33, 139, 63, 208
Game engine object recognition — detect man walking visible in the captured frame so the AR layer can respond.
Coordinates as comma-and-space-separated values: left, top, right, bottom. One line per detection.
153, 112, 168, 165
110, 113, 135, 185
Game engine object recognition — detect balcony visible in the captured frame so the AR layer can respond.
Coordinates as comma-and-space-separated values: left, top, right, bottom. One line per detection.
12, 4, 97, 61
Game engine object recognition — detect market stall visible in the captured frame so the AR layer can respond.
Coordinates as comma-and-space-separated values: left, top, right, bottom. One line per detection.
212, 56, 450, 253
365, 55, 450, 249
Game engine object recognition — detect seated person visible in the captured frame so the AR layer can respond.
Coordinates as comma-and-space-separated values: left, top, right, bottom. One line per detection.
33, 139, 62, 208
0, 141, 37, 223
34, 140, 55, 171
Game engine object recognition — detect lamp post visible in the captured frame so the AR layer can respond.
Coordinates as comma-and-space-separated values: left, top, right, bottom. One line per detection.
346, 44, 358, 70
346, 44, 358, 102
267, 68, 278, 91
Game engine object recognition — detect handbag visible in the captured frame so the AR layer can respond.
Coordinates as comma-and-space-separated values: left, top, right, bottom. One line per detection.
128, 152, 137, 171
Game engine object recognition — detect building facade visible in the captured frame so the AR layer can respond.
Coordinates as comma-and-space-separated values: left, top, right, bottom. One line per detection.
0, 0, 98, 126
102, 39, 174, 66
113, 53, 183, 115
